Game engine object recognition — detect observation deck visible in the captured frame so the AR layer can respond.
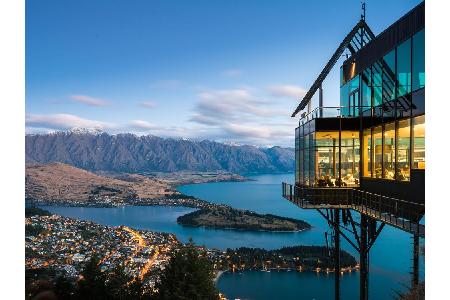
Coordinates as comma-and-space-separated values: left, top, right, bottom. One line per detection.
282, 182, 425, 237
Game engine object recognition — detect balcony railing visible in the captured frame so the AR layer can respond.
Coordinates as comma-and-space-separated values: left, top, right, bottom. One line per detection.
299, 106, 372, 124
282, 182, 425, 237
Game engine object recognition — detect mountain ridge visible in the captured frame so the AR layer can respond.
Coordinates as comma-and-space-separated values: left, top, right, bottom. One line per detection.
26, 130, 294, 174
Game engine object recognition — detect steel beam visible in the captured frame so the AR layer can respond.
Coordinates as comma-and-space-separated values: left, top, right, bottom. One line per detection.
334, 209, 341, 300
412, 234, 419, 287
360, 214, 369, 300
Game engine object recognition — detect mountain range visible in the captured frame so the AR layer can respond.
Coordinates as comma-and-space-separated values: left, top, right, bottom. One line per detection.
25, 130, 294, 174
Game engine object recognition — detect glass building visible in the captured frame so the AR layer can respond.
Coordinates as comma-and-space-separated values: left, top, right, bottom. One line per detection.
293, 3, 425, 206
284, 4, 425, 299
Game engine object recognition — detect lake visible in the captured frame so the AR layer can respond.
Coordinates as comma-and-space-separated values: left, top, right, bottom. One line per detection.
42, 173, 424, 299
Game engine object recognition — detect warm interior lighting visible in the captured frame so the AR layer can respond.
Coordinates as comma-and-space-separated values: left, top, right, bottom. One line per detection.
350, 61, 356, 78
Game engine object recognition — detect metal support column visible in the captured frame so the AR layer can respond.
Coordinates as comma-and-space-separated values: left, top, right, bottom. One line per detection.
360, 214, 369, 300
334, 209, 341, 300
319, 84, 323, 118
412, 234, 419, 287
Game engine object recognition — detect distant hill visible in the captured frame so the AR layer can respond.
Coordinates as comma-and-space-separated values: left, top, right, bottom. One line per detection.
25, 130, 294, 174
25, 162, 172, 203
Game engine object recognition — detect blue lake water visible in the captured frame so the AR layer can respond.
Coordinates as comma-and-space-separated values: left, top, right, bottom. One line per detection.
42, 173, 424, 300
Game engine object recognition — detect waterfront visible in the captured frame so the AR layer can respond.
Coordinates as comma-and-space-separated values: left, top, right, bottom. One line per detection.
43, 173, 424, 299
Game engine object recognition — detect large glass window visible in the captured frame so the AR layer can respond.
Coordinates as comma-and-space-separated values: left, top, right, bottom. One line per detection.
340, 131, 360, 186
361, 67, 372, 109
383, 123, 396, 180
299, 148, 304, 184
383, 50, 396, 103
413, 115, 425, 169
373, 126, 383, 178
340, 76, 360, 117
363, 128, 372, 177
372, 63, 383, 117
310, 144, 316, 186
304, 145, 310, 186
397, 38, 412, 97
412, 29, 425, 91
315, 132, 339, 187
396, 119, 411, 181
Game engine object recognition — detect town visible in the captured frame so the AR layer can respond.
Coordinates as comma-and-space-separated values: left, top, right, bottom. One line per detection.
26, 209, 358, 293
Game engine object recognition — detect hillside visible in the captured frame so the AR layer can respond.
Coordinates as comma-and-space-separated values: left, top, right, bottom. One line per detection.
25, 162, 172, 204
25, 130, 294, 174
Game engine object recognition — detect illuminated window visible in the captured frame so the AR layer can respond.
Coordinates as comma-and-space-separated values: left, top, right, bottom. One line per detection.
373, 126, 383, 178
383, 123, 396, 180
340, 131, 360, 186
363, 128, 372, 177
396, 119, 411, 181
315, 132, 339, 187
413, 115, 425, 169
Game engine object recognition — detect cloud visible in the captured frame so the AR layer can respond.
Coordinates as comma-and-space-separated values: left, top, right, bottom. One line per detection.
138, 101, 156, 109
128, 120, 160, 131
71, 95, 110, 106
222, 69, 243, 77
268, 85, 306, 98
188, 87, 295, 145
26, 113, 116, 130
223, 123, 292, 140
189, 114, 220, 126
193, 88, 274, 123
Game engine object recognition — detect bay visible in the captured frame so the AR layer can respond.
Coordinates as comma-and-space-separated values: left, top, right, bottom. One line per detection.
42, 173, 424, 299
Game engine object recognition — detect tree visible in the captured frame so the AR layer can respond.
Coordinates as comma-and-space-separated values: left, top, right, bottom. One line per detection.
54, 275, 76, 300
105, 265, 132, 299
153, 239, 220, 300
105, 265, 150, 300
76, 255, 109, 300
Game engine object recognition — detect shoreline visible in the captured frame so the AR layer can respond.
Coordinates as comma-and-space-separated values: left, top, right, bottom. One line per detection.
176, 223, 309, 233
216, 267, 358, 277
214, 270, 226, 282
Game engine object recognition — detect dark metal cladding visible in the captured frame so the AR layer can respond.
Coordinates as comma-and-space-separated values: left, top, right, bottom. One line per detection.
342, 1, 425, 80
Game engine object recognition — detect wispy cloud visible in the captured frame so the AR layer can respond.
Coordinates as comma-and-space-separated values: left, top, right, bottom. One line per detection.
26, 113, 117, 130
188, 87, 295, 145
222, 69, 243, 77
268, 85, 306, 99
128, 120, 160, 131
70, 95, 110, 106
138, 101, 156, 109
193, 88, 274, 123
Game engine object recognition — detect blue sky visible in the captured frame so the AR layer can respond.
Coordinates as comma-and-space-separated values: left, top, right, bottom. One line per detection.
26, 0, 422, 146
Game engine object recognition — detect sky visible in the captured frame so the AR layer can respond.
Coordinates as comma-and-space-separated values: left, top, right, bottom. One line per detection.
25, 0, 422, 146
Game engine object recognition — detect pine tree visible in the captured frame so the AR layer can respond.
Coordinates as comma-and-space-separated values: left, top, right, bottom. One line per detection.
154, 239, 219, 300
76, 255, 109, 300
105, 265, 132, 299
